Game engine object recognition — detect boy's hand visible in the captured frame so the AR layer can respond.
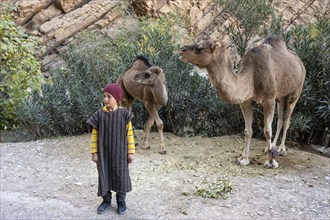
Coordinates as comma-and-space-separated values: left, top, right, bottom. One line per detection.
91, 153, 98, 163
128, 154, 134, 164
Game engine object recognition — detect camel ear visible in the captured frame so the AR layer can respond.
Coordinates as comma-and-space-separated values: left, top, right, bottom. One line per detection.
148, 66, 162, 74
210, 41, 221, 51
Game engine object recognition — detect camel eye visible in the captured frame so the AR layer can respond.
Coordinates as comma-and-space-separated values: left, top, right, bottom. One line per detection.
196, 47, 203, 54
144, 73, 151, 78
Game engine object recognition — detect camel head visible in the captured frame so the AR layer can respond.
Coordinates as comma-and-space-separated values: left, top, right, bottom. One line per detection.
133, 66, 164, 86
179, 40, 222, 68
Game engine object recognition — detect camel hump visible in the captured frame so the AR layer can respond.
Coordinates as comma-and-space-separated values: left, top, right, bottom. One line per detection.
263, 35, 286, 49
134, 55, 153, 67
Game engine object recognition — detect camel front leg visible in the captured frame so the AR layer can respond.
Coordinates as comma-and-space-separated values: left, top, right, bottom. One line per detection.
154, 105, 166, 154
144, 102, 166, 154
141, 115, 154, 150
237, 101, 253, 166
262, 99, 278, 168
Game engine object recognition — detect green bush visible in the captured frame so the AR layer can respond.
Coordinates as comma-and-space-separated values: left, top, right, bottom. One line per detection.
16, 12, 329, 147
16, 33, 120, 137
284, 18, 330, 146
16, 15, 240, 138
0, 4, 42, 130
219, 0, 282, 57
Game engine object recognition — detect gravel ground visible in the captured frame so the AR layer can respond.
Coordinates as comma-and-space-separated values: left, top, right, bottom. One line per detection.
1, 132, 329, 219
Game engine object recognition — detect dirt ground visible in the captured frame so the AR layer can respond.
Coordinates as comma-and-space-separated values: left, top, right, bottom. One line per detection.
1, 131, 329, 219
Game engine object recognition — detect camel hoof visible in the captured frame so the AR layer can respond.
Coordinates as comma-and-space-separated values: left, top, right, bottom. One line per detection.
158, 150, 167, 155
278, 150, 288, 156
236, 158, 250, 166
141, 146, 151, 150
264, 160, 279, 169
267, 148, 279, 159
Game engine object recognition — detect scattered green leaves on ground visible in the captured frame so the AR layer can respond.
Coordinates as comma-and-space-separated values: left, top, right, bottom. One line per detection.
194, 177, 233, 199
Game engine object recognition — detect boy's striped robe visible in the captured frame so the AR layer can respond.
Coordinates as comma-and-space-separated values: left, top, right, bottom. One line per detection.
87, 107, 134, 196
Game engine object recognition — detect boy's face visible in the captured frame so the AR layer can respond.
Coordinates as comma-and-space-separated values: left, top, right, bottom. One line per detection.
103, 92, 117, 109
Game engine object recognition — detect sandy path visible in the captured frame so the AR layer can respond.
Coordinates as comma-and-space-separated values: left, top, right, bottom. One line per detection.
1, 133, 329, 219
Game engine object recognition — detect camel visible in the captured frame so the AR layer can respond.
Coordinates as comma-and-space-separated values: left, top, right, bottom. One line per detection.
179, 35, 306, 168
116, 55, 168, 154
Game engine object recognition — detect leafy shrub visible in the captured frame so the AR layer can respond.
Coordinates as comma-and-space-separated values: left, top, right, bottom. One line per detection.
0, 4, 42, 130
284, 18, 330, 146
219, 0, 282, 57
16, 33, 120, 137
16, 10, 329, 148
17, 15, 240, 138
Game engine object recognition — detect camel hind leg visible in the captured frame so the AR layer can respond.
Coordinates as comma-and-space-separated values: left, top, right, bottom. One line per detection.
143, 102, 166, 154
277, 94, 300, 155
270, 97, 285, 154
262, 98, 278, 168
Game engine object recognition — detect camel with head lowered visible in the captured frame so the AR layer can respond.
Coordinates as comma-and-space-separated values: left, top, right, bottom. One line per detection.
179, 35, 306, 168
116, 55, 168, 154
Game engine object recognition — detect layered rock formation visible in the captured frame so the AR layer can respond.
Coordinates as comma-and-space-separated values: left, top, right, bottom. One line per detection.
5, 0, 330, 74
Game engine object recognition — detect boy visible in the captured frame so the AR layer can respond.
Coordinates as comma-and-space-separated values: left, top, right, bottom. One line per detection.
87, 83, 135, 215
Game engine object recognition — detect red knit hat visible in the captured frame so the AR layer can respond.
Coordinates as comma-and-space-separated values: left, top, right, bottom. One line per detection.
102, 83, 122, 102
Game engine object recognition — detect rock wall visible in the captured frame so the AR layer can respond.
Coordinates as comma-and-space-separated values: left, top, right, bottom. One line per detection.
38, 0, 119, 57
5, 0, 330, 75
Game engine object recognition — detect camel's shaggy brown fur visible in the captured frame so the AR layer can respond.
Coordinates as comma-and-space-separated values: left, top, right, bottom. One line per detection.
117, 56, 168, 154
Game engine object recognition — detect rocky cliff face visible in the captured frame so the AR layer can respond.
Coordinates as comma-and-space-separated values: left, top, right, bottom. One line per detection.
5, 0, 330, 75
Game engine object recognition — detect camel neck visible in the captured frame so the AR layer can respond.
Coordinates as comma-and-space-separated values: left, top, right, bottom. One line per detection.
205, 48, 253, 104
152, 81, 168, 106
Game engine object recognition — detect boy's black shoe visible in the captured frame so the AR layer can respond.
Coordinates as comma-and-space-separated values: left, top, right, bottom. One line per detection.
117, 201, 127, 215
97, 201, 111, 214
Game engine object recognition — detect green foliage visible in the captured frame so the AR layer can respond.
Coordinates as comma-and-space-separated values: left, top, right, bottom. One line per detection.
15, 7, 329, 147
0, 4, 42, 130
284, 18, 330, 145
17, 15, 240, 138
16, 33, 119, 137
219, 0, 282, 57
194, 177, 233, 199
